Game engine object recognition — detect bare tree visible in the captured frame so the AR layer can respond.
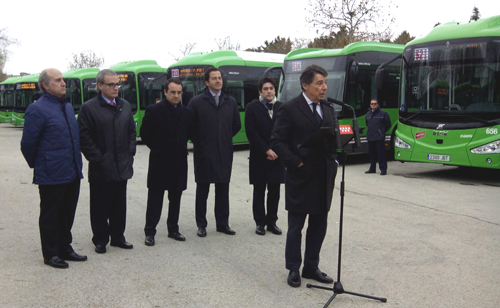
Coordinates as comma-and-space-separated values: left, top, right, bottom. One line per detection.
0, 28, 18, 81
470, 6, 480, 22
305, 0, 395, 45
292, 37, 311, 50
215, 36, 241, 51
67, 50, 104, 70
169, 42, 197, 62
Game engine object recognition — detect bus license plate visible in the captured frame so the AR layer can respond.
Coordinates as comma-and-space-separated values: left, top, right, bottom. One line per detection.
427, 154, 450, 161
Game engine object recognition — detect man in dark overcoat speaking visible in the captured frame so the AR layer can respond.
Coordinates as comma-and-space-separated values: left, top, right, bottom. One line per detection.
187, 67, 241, 237
271, 65, 338, 288
141, 78, 193, 246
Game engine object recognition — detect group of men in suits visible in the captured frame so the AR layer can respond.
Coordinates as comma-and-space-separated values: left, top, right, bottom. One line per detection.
21, 65, 339, 290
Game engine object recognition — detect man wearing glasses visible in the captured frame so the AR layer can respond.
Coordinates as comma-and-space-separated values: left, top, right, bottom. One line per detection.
78, 69, 136, 254
365, 98, 392, 175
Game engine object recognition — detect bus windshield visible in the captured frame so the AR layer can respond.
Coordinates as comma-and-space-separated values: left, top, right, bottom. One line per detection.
280, 56, 347, 104
170, 65, 211, 105
1, 84, 16, 108
116, 72, 137, 112
65, 78, 98, 113
401, 38, 500, 128
15, 83, 41, 111
138, 72, 168, 109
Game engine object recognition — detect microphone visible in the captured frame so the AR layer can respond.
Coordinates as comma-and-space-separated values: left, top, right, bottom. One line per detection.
327, 97, 349, 107
326, 97, 362, 148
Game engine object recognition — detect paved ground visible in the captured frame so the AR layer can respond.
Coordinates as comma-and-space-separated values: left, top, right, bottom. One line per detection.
0, 124, 499, 308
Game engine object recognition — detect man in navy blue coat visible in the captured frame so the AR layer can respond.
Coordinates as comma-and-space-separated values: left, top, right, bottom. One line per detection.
21, 68, 87, 269
365, 98, 392, 175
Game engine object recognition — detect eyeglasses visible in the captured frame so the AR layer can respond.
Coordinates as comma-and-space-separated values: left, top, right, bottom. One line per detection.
103, 83, 120, 88
370, 103, 378, 105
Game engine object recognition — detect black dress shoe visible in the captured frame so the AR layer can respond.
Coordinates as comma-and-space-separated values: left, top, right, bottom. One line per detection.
287, 270, 301, 287
302, 268, 334, 283
380, 171, 387, 175
267, 224, 282, 235
44, 256, 69, 269
197, 227, 207, 237
61, 252, 87, 261
168, 232, 186, 241
95, 244, 106, 254
216, 225, 236, 235
365, 170, 376, 174
255, 225, 265, 235
145, 235, 155, 246
110, 240, 134, 249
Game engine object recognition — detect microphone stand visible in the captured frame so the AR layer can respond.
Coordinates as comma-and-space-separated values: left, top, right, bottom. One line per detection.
306, 98, 387, 307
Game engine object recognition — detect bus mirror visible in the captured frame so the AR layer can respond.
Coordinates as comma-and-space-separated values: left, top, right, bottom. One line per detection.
348, 62, 358, 84
375, 68, 386, 90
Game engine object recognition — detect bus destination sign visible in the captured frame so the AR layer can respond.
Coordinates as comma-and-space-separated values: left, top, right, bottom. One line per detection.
179, 68, 205, 78
18, 83, 37, 90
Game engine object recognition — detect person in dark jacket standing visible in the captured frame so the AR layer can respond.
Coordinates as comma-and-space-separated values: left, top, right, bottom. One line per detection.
78, 69, 136, 254
141, 78, 193, 246
245, 77, 285, 236
271, 65, 338, 288
21, 68, 87, 269
365, 98, 392, 175
187, 67, 241, 237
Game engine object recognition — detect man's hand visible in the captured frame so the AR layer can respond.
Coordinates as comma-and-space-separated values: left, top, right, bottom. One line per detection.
266, 149, 278, 161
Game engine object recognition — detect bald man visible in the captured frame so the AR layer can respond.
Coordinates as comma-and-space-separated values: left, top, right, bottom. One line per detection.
21, 68, 87, 269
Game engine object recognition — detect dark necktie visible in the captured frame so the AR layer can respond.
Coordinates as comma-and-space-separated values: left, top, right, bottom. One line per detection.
312, 102, 322, 124
265, 103, 273, 118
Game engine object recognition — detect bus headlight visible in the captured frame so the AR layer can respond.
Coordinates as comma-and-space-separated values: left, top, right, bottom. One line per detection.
470, 140, 500, 154
394, 136, 411, 149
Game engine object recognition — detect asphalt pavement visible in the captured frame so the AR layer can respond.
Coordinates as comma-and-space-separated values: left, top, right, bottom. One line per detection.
0, 124, 499, 308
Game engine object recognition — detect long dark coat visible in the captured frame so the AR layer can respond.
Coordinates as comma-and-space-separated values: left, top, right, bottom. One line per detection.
78, 95, 136, 183
187, 88, 241, 183
271, 94, 338, 214
140, 100, 193, 191
245, 99, 285, 184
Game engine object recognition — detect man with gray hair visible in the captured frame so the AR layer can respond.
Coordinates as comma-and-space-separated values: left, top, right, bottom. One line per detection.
21, 68, 87, 268
78, 69, 136, 254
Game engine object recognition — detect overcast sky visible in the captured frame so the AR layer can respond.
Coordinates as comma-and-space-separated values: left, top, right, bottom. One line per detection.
1, 0, 498, 75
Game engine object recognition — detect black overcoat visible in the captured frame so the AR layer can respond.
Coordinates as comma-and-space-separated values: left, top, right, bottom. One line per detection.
187, 88, 241, 183
245, 99, 285, 184
271, 94, 338, 214
140, 100, 193, 191
78, 95, 136, 183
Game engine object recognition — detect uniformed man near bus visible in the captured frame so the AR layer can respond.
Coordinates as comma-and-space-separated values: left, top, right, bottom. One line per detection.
365, 98, 391, 175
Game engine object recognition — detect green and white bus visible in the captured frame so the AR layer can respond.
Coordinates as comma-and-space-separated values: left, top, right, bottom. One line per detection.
0, 76, 21, 123
109, 60, 167, 136
12, 74, 41, 127
383, 15, 500, 169
276, 42, 404, 153
63, 67, 99, 115
166, 50, 285, 144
